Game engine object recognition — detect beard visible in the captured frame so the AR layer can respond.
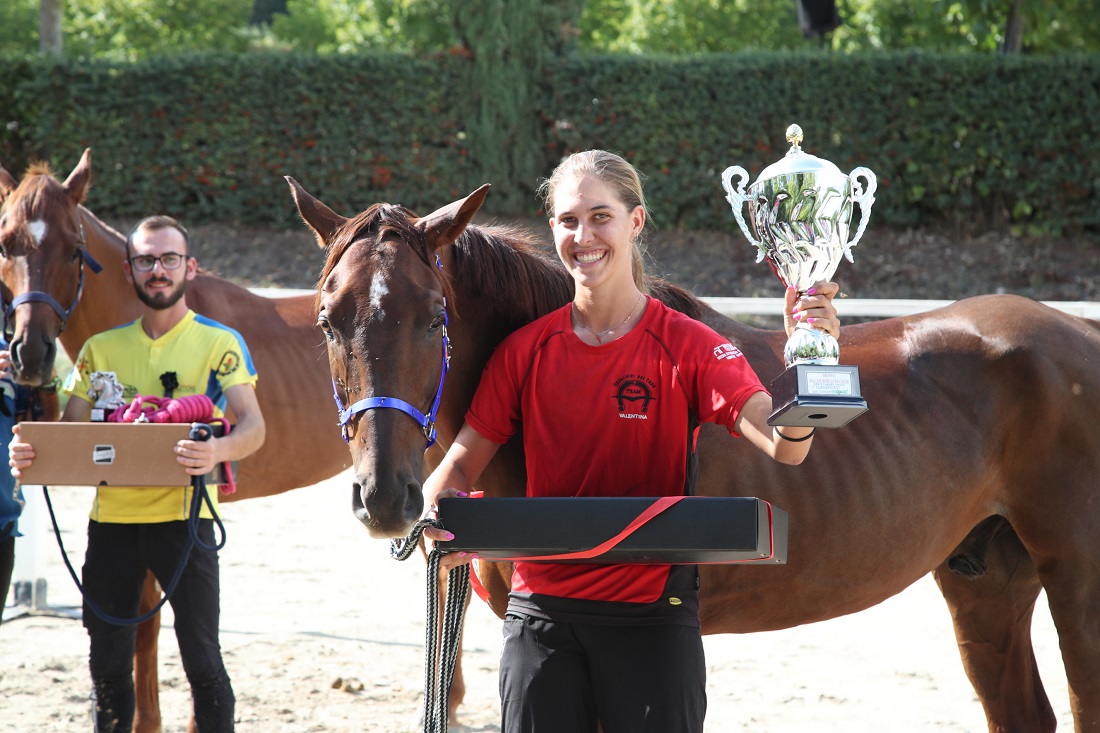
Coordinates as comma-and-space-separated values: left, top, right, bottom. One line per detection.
134, 276, 187, 310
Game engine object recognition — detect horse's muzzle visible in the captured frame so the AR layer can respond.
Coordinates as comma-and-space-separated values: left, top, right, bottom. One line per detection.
351, 478, 424, 538
9, 333, 57, 387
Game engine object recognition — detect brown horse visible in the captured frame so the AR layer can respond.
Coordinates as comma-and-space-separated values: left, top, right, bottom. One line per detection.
290, 179, 1100, 733
0, 150, 351, 733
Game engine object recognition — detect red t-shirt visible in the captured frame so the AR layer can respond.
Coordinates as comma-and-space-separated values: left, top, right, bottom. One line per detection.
466, 296, 767, 624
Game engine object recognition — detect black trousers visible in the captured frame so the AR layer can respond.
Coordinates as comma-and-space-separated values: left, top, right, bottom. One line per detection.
82, 519, 234, 732
499, 613, 706, 733
0, 533, 13, 629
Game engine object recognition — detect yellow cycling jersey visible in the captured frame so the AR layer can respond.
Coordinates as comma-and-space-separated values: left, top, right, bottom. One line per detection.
64, 310, 259, 523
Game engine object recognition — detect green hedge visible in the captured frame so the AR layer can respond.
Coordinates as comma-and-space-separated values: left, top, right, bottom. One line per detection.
1, 51, 1097, 234
544, 53, 1100, 233
0, 53, 476, 226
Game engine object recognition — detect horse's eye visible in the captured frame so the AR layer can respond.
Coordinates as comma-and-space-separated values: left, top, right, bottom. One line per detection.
429, 313, 445, 331
71, 248, 82, 263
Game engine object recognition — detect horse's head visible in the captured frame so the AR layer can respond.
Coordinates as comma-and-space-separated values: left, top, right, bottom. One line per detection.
0, 149, 100, 386
287, 176, 490, 538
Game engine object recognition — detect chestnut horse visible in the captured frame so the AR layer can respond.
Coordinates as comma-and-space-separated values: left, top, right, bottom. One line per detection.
0, 150, 350, 733
290, 179, 1100, 733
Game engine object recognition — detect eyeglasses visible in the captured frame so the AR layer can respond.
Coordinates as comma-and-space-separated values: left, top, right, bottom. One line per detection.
129, 253, 187, 272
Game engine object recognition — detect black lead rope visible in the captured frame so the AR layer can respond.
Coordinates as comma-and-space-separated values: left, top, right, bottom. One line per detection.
391, 519, 471, 733
40, 422, 227, 626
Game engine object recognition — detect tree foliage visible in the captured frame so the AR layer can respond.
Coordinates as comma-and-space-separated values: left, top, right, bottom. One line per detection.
832, 0, 1100, 54
0, 0, 1096, 59
0, 0, 40, 55
578, 0, 808, 53
0, 0, 252, 60
447, 0, 585, 210
269, 0, 457, 54
573, 0, 1100, 55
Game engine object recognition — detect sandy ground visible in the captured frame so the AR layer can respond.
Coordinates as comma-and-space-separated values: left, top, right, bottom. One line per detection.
1, 470, 1074, 733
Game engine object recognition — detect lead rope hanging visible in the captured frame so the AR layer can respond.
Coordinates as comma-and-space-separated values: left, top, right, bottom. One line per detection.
391, 519, 471, 733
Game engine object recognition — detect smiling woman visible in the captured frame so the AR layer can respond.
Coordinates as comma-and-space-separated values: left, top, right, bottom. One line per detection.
414, 149, 831, 733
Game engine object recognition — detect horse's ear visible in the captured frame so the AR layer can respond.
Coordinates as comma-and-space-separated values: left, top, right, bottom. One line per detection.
61, 148, 92, 205
0, 165, 15, 201
415, 184, 491, 252
285, 176, 348, 249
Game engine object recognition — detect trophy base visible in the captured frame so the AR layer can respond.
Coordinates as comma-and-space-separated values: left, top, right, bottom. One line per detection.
768, 363, 868, 428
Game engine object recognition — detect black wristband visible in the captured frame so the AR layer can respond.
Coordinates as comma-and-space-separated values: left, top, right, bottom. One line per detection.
775, 427, 816, 443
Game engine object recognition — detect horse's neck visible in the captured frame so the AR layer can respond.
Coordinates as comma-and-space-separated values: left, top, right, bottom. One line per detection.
61, 207, 140, 360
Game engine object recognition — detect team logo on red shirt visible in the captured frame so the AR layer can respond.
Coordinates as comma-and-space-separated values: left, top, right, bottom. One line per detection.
612, 373, 656, 418
713, 343, 744, 361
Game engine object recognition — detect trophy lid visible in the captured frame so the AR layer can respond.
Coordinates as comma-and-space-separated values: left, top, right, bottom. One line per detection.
755, 124, 845, 184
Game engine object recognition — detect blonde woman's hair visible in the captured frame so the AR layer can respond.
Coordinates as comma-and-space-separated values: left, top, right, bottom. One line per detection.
538, 150, 650, 292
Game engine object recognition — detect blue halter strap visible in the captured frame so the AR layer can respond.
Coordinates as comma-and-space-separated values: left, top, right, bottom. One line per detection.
332, 254, 451, 450
3, 217, 104, 338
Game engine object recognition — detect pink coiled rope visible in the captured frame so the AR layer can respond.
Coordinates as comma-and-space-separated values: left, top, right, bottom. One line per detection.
107, 394, 236, 494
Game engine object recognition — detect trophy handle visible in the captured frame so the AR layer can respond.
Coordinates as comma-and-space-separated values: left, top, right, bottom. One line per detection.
845, 166, 878, 262
721, 165, 765, 262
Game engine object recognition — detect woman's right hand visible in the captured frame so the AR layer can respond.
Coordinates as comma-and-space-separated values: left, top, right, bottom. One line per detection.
420, 423, 501, 568
422, 487, 477, 569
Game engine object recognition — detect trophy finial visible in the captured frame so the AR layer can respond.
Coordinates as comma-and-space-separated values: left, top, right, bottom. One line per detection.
786, 124, 804, 150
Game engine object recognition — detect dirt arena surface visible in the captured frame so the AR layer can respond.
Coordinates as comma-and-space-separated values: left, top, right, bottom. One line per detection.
2, 471, 1073, 732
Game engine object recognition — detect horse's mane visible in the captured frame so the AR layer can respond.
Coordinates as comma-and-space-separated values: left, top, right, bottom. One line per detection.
2, 161, 58, 215
451, 224, 573, 324
24, 162, 53, 178
452, 225, 707, 324
316, 201, 706, 324
316, 203, 572, 322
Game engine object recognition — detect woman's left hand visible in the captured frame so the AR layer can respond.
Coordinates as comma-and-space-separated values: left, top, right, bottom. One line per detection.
784, 281, 840, 339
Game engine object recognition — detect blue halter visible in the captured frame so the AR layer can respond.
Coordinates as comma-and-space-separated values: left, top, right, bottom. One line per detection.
331, 255, 451, 450
2, 217, 103, 339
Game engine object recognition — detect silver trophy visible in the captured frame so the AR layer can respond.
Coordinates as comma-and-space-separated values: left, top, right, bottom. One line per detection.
721, 124, 876, 428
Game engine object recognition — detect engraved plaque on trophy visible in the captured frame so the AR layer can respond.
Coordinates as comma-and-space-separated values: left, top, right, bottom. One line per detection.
721, 124, 875, 428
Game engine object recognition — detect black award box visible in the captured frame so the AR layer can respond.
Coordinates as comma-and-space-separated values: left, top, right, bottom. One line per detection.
436, 496, 787, 564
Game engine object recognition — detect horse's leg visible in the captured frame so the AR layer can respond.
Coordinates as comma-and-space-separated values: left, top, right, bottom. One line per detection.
132, 571, 163, 733
1032, 542, 1100, 731
475, 559, 512, 620
934, 521, 1056, 733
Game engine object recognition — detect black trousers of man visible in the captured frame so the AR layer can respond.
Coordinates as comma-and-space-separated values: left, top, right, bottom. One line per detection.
83, 519, 234, 732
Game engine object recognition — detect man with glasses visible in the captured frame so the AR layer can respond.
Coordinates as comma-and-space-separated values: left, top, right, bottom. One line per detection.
9, 215, 266, 732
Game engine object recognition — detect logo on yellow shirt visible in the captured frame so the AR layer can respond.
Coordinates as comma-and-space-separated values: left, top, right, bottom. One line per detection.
217, 350, 241, 377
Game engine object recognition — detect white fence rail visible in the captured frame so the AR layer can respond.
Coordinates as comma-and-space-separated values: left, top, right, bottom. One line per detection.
252, 288, 1100, 320
702, 297, 1100, 320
